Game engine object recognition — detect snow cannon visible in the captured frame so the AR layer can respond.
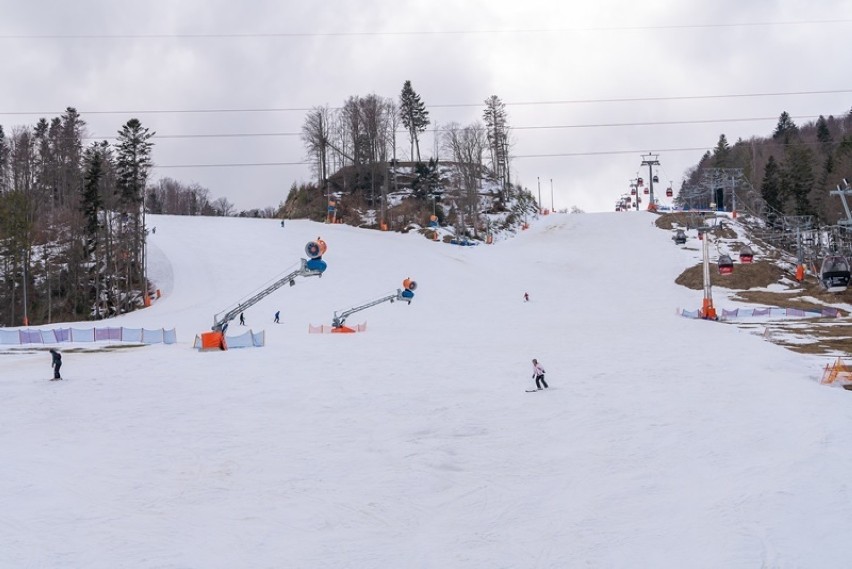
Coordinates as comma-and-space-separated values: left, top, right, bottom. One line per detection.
305, 238, 328, 274
329, 278, 418, 330
400, 278, 417, 303
208, 240, 329, 335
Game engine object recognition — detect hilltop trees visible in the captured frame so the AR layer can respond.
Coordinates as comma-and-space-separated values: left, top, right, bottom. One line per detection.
301, 105, 332, 194
483, 95, 510, 194
773, 111, 798, 144
442, 121, 487, 225
713, 134, 731, 167
294, 88, 523, 235
399, 80, 429, 163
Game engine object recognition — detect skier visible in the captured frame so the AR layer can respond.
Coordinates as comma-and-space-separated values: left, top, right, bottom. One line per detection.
524, 292, 529, 302
532, 358, 548, 390
239, 312, 245, 326
274, 310, 280, 324
49, 349, 62, 380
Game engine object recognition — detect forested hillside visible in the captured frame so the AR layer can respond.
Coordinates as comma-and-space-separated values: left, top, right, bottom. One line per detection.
0, 108, 157, 326
681, 109, 852, 222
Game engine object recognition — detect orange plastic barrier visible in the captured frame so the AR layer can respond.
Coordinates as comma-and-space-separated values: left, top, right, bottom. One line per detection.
199, 331, 226, 351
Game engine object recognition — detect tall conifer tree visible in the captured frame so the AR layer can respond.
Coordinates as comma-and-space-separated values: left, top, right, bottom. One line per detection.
399, 80, 429, 163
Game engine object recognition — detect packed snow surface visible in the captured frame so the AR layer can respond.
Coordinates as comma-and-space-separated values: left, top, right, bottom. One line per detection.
3, 212, 852, 568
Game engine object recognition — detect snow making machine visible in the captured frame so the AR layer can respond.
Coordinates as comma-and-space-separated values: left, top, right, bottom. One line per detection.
330, 278, 417, 333
196, 239, 328, 350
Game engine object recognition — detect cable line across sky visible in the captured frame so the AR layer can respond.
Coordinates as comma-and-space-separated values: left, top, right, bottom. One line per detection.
1, 18, 850, 39
2, 89, 850, 117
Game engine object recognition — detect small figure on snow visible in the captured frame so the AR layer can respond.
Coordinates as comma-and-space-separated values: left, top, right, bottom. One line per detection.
239, 312, 245, 326
50, 349, 62, 380
274, 310, 280, 324
532, 358, 548, 390
524, 292, 529, 302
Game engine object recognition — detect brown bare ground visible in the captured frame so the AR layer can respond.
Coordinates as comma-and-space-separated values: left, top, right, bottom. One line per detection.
665, 213, 852, 355
675, 261, 786, 291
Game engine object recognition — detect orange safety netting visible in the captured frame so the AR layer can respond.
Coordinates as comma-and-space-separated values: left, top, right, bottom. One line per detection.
308, 323, 367, 334
821, 357, 852, 385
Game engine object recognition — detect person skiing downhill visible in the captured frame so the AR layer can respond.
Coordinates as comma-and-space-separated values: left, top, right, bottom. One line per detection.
532, 358, 548, 390
49, 349, 62, 380
524, 292, 529, 302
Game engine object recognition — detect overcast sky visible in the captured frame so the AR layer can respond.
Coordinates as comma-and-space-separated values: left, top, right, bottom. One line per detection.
2, 0, 851, 212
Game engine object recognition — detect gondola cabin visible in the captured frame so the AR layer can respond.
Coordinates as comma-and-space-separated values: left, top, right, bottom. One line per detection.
637, 177, 644, 186
665, 187, 673, 198
739, 245, 754, 263
819, 255, 851, 293
630, 187, 637, 195
672, 229, 687, 245
643, 186, 649, 195
652, 174, 659, 183
718, 254, 734, 275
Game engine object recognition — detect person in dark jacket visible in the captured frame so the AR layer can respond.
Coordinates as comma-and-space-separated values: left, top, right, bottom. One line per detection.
274, 310, 280, 323
50, 349, 62, 380
239, 312, 245, 326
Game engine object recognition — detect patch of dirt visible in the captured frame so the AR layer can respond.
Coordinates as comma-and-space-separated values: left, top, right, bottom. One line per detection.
763, 323, 852, 355
656, 212, 734, 232
675, 261, 787, 291
667, 215, 852, 355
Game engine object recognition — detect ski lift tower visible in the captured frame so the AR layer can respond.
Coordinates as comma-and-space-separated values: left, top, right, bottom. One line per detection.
830, 178, 852, 227
698, 226, 717, 320
782, 215, 814, 282
641, 153, 660, 210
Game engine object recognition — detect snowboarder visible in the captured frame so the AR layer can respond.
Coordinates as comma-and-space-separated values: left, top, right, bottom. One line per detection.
524, 292, 529, 302
274, 310, 280, 323
49, 349, 62, 380
239, 312, 245, 326
532, 358, 548, 390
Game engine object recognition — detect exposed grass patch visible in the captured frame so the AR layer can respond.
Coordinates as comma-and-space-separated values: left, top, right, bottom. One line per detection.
675, 261, 787, 291
667, 215, 852, 355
